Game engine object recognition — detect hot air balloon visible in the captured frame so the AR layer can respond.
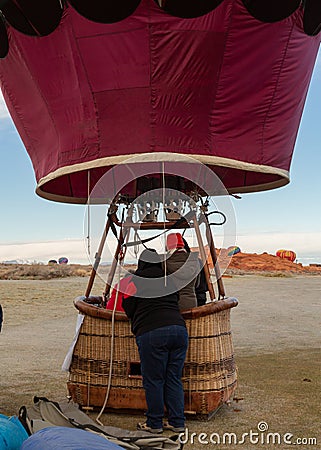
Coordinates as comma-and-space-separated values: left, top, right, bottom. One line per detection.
58, 257, 69, 265
0, 1, 320, 202
0, 0, 320, 418
48, 259, 58, 265
276, 249, 297, 262
227, 246, 241, 257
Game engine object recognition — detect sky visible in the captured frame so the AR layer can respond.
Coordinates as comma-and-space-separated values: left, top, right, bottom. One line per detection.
0, 49, 321, 266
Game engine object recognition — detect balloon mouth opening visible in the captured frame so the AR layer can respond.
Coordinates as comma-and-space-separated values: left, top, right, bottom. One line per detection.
35, 154, 290, 204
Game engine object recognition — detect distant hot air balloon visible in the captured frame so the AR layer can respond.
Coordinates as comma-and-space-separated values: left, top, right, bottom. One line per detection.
48, 259, 58, 265
276, 249, 296, 262
227, 246, 241, 257
58, 257, 68, 265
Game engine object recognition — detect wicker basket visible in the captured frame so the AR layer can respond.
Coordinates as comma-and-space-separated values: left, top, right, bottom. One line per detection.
68, 297, 238, 418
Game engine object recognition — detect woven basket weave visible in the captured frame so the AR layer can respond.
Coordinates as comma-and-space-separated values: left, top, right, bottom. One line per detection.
68, 297, 238, 417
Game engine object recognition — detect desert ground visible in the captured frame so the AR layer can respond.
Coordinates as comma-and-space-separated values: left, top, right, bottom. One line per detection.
0, 272, 320, 449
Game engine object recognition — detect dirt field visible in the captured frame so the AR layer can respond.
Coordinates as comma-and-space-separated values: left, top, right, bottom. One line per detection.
1, 275, 320, 449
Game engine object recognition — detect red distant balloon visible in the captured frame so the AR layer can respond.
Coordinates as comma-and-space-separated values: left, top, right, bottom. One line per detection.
276, 250, 296, 263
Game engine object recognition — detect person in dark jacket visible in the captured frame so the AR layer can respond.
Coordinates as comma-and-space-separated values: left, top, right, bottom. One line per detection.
164, 233, 199, 311
122, 248, 188, 434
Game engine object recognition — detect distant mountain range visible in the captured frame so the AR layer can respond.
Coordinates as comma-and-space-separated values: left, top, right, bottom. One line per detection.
1, 259, 36, 265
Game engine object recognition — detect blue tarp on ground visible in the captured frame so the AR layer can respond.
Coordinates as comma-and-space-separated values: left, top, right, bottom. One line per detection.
0, 414, 29, 449
21, 427, 123, 450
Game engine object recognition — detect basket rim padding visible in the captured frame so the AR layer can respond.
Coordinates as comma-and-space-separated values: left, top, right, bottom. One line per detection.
74, 296, 238, 321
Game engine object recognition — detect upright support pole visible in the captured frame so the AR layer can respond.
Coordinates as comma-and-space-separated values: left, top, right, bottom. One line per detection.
192, 214, 216, 301
104, 224, 130, 301
85, 216, 111, 298
204, 216, 226, 299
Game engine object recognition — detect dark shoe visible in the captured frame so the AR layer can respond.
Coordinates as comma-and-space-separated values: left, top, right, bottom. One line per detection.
137, 421, 163, 434
163, 421, 185, 433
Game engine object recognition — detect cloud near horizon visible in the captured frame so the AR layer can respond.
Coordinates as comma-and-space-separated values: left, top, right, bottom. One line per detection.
1, 231, 320, 265
0, 239, 89, 264
236, 231, 321, 260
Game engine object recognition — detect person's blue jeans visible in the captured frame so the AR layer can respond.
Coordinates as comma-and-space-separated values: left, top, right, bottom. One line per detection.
136, 325, 188, 429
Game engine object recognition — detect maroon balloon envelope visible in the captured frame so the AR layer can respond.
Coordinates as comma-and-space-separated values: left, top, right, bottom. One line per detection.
0, 0, 320, 203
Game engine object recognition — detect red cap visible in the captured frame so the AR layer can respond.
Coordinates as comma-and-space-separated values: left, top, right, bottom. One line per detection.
166, 233, 185, 250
